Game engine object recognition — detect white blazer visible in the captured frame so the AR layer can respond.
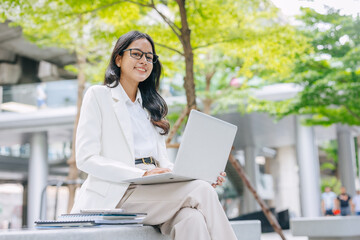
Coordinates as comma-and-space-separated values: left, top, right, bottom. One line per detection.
71, 85, 173, 213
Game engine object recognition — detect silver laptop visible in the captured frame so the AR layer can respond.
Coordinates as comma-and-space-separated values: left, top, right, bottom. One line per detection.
124, 110, 237, 185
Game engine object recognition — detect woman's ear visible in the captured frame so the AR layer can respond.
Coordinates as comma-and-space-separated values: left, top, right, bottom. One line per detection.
115, 55, 122, 68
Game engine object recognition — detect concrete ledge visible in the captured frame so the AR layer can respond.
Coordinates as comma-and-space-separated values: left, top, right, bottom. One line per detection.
231, 220, 261, 240
0, 226, 167, 240
0, 220, 261, 240
291, 216, 360, 240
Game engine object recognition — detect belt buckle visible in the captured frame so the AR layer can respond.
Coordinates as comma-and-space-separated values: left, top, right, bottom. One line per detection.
142, 157, 153, 165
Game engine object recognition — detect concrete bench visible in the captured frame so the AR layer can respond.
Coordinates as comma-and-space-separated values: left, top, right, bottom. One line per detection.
291, 216, 360, 240
0, 220, 261, 240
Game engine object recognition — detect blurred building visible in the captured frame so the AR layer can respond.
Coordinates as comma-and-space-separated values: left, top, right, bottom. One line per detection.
0, 21, 77, 228
0, 21, 359, 230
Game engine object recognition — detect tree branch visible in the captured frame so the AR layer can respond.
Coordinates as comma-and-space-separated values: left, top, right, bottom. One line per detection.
166, 143, 180, 148
124, 0, 152, 7
65, 1, 125, 16
64, 0, 183, 44
150, 0, 182, 40
154, 41, 184, 55
229, 153, 286, 240
166, 106, 189, 145
70, 0, 182, 43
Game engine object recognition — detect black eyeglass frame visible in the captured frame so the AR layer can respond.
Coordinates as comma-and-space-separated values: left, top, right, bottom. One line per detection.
121, 48, 159, 63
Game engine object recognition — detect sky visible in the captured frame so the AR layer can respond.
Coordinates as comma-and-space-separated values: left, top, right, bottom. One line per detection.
271, 0, 360, 17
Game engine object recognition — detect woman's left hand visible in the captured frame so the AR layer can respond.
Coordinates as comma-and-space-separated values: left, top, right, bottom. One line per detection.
212, 172, 226, 188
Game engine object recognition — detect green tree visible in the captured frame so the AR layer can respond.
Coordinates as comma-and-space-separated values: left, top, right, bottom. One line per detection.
193, 22, 308, 115
0, 0, 145, 211
1, 3, 305, 233
248, 8, 360, 126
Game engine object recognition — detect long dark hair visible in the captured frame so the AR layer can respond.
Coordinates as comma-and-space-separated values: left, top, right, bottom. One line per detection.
104, 31, 169, 135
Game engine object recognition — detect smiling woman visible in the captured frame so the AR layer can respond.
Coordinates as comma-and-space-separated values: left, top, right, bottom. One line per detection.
103, 31, 169, 133
116, 39, 155, 98
71, 30, 236, 240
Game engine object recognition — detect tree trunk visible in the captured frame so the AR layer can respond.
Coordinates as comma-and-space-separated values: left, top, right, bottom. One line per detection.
202, 98, 213, 115
357, 136, 360, 179
154, 2, 285, 239
176, 0, 196, 110
202, 70, 215, 114
66, 50, 87, 213
166, 107, 189, 145
228, 153, 287, 240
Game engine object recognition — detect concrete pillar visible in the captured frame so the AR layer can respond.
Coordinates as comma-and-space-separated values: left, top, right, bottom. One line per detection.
0, 61, 21, 84
357, 139, 360, 190
0, 86, 3, 111
38, 61, 59, 82
27, 132, 48, 228
295, 116, 321, 217
336, 124, 356, 196
270, 146, 301, 217
21, 181, 28, 227
243, 146, 260, 214
0, 48, 17, 62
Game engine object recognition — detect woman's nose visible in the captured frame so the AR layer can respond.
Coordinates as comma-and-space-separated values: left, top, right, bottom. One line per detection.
139, 54, 148, 64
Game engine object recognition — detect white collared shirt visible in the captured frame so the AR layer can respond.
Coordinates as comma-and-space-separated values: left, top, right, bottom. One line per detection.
118, 84, 158, 159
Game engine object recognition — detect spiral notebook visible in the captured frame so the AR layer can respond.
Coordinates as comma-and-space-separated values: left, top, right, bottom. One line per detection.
35, 211, 147, 228
80, 209, 125, 214
35, 219, 143, 227
58, 213, 146, 221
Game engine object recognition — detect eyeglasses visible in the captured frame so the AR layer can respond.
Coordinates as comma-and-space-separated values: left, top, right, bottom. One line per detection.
122, 48, 158, 63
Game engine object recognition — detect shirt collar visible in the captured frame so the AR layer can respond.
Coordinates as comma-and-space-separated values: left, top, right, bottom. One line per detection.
118, 83, 143, 106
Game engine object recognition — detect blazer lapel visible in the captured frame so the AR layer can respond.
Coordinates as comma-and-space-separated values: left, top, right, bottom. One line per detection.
111, 86, 135, 159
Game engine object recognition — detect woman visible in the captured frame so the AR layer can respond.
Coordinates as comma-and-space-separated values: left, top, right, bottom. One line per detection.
71, 30, 237, 240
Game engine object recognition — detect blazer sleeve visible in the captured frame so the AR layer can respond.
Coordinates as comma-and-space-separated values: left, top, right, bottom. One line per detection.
75, 87, 145, 182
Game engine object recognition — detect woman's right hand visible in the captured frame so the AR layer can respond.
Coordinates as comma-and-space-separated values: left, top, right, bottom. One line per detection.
143, 168, 171, 177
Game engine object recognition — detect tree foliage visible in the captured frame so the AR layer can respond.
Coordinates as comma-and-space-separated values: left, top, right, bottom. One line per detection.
2, 0, 308, 110
249, 8, 360, 126
194, 20, 308, 114
0, 0, 151, 82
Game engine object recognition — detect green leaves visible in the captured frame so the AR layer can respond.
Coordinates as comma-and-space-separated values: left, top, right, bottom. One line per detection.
2, 0, 318, 115
255, 8, 360, 126
1, 0, 148, 82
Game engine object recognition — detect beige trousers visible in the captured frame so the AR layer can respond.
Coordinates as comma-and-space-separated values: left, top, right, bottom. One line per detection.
117, 164, 237, 240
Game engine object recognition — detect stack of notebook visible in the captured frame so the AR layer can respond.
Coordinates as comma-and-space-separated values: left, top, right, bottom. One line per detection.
35, 209, 147, 228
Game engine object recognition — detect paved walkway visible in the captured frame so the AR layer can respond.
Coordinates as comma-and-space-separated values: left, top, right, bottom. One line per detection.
262, 230, 308, 240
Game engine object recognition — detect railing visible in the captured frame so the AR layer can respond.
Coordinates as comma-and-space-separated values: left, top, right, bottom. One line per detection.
40, 179, 84, 220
